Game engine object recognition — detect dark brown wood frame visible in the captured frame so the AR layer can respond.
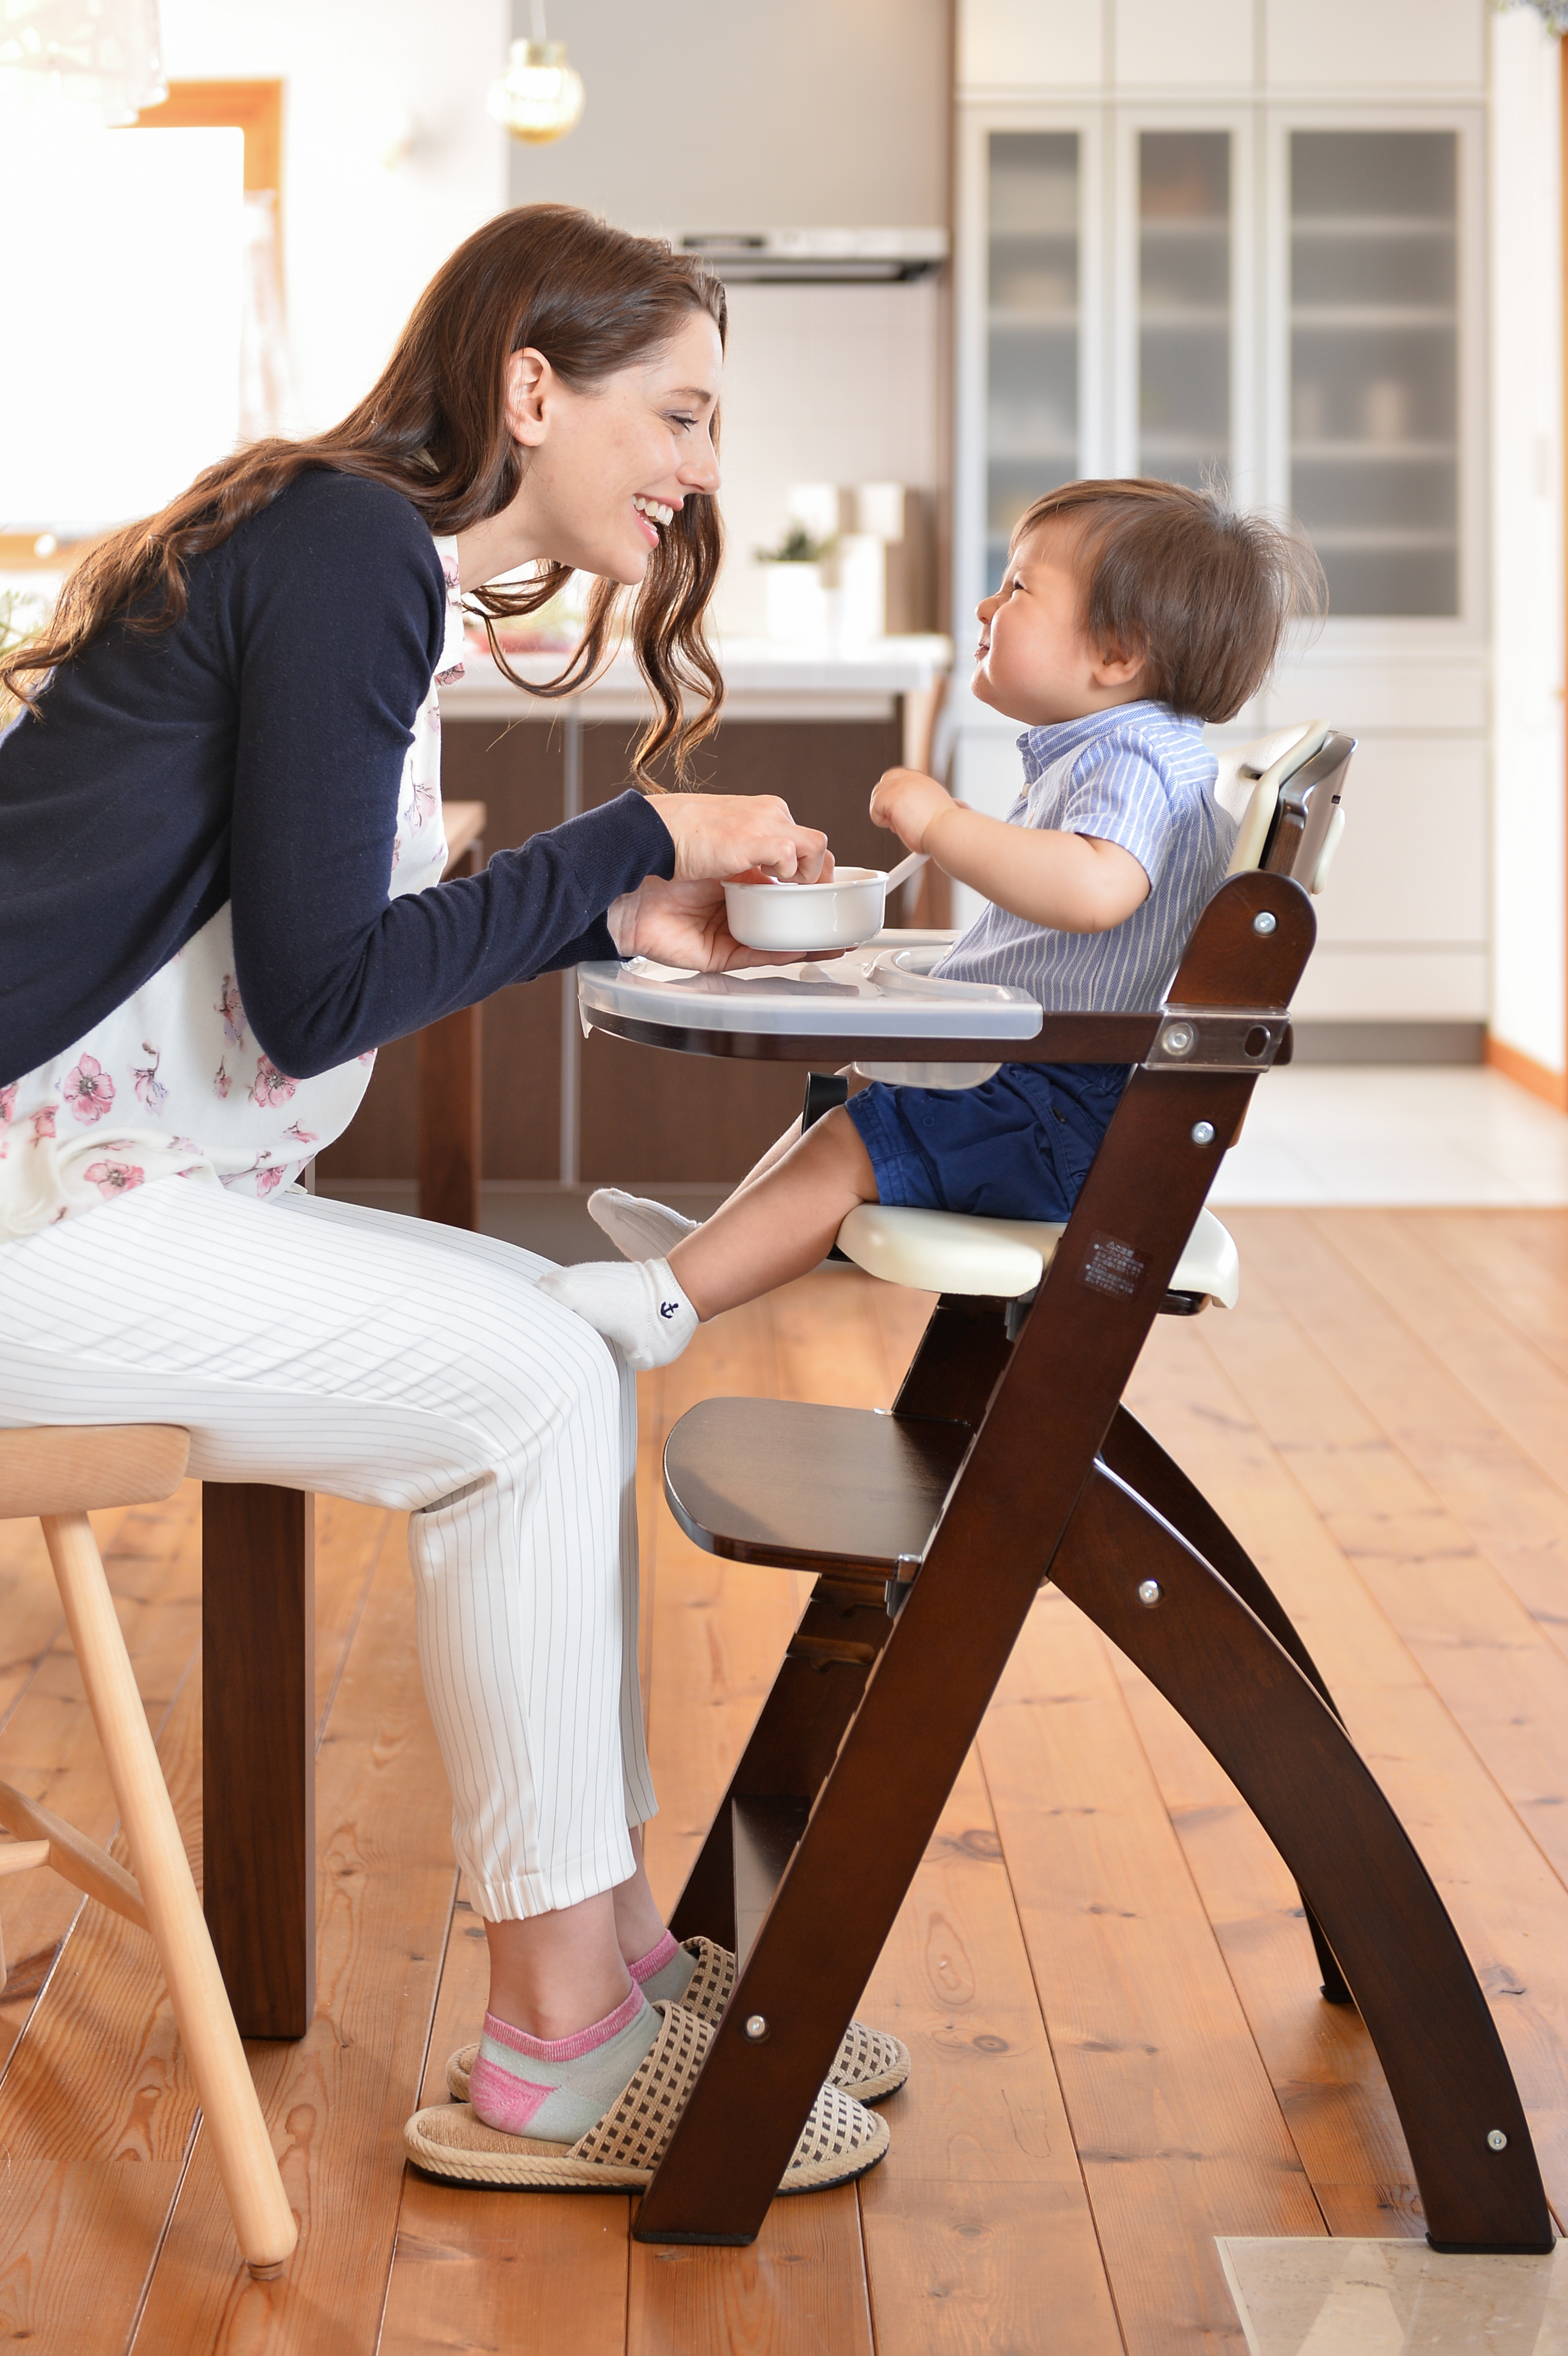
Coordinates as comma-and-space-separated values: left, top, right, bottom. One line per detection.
628, 846, 1555, 2252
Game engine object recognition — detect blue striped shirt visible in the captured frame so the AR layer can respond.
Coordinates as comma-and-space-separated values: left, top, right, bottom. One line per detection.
932, 701, 1232, 1013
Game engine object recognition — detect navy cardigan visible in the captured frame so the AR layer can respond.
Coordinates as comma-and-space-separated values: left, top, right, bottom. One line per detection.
0, 469, 675, 1089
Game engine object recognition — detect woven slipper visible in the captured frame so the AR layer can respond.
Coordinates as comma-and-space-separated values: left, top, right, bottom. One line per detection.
444, 1935, 910, 2107
407, 1999, 889, 2192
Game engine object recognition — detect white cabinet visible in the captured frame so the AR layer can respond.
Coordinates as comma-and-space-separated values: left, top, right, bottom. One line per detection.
1263, 0, 1485, 95
952, 9, 1491, 1040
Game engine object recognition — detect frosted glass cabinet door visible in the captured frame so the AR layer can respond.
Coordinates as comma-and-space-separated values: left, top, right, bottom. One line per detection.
1289, 129, 1460, 617
1138, 130, 1231, 489
986, 130, 1081, 591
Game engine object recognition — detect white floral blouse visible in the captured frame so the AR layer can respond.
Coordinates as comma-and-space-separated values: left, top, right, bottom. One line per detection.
0, 538, 468, 1243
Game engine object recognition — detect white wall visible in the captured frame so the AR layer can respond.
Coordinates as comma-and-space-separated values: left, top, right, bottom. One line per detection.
505, 0, 949, 233
158, 0, 509, 432
710, 281, 943, 637
1490, 4, 1566, 1080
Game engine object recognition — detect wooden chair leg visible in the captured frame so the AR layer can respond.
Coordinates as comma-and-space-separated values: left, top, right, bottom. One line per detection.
42, 1510, 298, 2279
202, 1482, 315, 2038
670, 1582, 890, 1950
1100, 1406, 1354, 2005
1048, 1462, 1554, 2254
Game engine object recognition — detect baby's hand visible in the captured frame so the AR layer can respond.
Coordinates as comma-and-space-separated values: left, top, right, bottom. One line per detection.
870, 767, 957, 855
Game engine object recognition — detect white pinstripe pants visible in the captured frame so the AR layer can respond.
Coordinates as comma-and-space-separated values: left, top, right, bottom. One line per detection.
0, 1182, 657, 1921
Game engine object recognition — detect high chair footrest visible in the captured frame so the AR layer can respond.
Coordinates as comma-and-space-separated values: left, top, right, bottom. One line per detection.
835, 1202, 1241, 1307
663, 1400, 969, 1576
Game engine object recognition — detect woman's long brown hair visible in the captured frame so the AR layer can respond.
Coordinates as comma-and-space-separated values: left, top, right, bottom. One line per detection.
2, 204, 728, 782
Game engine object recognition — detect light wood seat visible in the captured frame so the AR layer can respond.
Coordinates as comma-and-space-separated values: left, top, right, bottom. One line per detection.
0, 1424, 297, 2281
838, 1198, 1241, 1307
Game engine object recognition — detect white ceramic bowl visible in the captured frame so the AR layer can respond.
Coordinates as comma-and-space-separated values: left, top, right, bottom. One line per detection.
723, 866, 887, 953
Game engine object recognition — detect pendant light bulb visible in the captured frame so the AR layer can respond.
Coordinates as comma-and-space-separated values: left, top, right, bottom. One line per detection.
486, 2, 584, 146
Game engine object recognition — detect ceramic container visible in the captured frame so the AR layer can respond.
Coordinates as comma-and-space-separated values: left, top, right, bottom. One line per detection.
723, 866, 888, 953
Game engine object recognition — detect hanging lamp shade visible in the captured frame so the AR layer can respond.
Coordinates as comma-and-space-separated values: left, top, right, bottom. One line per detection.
0, 0, 167, 125
486, 3, 583, 146
486, 39, 584, 144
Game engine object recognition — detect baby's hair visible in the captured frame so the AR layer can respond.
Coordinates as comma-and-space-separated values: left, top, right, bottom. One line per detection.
1009, 479, 1324, 724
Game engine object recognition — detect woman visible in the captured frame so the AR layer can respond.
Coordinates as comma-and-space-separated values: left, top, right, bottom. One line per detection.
0, 206, 898, 2194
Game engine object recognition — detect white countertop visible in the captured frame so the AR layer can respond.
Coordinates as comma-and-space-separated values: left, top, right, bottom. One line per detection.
439, 633, 952, 722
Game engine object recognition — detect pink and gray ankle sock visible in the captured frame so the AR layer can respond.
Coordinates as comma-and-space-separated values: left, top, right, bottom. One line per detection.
627, 1928, 698, 2006
468, 1984, 659, 2142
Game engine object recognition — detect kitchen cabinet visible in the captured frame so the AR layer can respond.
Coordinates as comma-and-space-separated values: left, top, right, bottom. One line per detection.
952, 1, 1490, 1043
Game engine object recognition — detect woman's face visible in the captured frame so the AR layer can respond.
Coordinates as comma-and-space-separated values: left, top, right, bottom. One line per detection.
505, 308, 723, 585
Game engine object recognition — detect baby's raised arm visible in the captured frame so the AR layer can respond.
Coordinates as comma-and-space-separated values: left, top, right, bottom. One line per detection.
870, 765, 1150, 936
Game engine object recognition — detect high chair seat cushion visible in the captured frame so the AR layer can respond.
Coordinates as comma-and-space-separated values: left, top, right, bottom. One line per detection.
0, 1425, 190, 1520
835, 1201, 1240, 1308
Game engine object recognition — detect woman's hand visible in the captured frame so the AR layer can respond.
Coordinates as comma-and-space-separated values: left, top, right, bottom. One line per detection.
648, 793, 832, 884
607, 877, 826, 972
870, 766, 961, 856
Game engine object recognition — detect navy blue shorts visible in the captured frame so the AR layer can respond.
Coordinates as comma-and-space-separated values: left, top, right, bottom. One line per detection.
844, 1062, 1129, 1223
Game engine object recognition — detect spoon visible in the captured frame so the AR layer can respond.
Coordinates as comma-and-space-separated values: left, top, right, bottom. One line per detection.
883, 848, 929, 892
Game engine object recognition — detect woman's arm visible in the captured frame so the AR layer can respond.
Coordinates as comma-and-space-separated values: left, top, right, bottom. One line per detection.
870, 765, 1150, 935
227, 479, 834, 1076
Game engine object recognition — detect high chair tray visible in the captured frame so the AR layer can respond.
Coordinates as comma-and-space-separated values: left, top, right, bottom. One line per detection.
576, 930, 1042, 1042
575, 932, 1180, 1064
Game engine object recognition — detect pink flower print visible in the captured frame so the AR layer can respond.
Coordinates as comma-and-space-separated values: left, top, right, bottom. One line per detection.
215, 975, 247, 1047
281, 1120, 318, 1147
358, 1048, 377, 1066
30, 1106, 56, 1144
249, 1055, 297, 1109
441, 552, 461, 591
0, 1084, 15, 1128
82, 1156, 144, 1200
390, 833, 402, 874
214, 1059, 232, 1100
409, 778, 437, 830
132, 1041, 168, 1112
255, 1163, 284, 1196
64, 1055, 114, 1125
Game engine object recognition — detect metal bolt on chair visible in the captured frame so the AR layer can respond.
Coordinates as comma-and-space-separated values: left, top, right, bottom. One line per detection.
0, 1424, 297, 2280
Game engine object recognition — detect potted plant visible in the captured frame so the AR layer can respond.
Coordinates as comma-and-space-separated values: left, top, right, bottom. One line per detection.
755, 521, 835, 642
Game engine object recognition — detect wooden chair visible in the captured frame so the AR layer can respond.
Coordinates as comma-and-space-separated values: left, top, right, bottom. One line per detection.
0, 1426, 297, 2280
631, 726, 1558, 2254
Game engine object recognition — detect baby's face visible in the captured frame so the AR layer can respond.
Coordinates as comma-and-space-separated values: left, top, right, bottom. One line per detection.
971, 520, 1144, 726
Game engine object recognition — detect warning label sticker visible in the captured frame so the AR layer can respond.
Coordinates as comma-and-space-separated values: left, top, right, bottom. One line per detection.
1080, 1232, 1150, 1301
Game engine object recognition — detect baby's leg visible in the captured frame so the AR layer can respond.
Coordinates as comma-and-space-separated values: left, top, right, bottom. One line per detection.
588, 1121, 803, 1260
537, 1109, 878, 1367
670, 1107, 877, 1318
591, 1073, 862, 1259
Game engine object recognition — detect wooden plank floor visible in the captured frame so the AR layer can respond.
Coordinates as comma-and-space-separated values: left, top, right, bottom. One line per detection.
2, 1209, 1568, 2350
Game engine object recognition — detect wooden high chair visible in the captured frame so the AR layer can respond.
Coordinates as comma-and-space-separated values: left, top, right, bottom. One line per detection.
0, 1426, 297, 2280
628, 725, 1558, 2253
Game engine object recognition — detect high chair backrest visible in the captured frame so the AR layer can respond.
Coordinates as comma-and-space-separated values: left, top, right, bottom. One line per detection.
1216, 720, 1355, 896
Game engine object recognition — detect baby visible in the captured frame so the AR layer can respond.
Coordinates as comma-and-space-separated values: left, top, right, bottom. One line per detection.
539, 477, 1318, 1367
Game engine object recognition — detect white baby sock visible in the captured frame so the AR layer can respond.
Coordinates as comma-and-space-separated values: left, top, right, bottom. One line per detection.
536, 1256, 699, 1371
588, 1188, 700, 1261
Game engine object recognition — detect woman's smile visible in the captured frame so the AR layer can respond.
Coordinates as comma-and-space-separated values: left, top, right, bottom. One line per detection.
632, 493, 678, 546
